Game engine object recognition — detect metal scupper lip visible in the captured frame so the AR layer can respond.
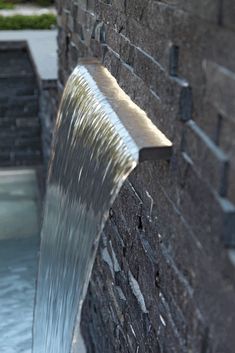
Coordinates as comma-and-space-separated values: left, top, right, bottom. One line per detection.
77, 58, 173, 163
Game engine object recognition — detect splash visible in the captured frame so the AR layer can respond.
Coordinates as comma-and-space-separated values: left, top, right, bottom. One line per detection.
33, 62, 171, 353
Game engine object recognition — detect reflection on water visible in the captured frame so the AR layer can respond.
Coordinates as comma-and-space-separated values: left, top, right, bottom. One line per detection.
0, 168, 40, 353
33, 65, 138, 353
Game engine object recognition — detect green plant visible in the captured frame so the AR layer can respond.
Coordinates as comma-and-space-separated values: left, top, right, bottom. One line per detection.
35, 0, 54, 7
0, 13, 56, 29
0, 1, 15, 9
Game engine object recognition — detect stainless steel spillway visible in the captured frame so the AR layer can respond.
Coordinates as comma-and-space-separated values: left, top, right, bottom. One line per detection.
33, 60, 172, 353
77, 59, 172, 162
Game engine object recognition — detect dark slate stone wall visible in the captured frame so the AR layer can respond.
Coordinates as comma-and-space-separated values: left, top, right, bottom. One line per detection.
56, 1, 235, 352
0, 42, 42, 166
39, 80, 58, 167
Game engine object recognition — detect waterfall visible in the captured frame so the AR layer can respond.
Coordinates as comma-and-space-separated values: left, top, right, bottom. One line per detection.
33, 62, 172, 353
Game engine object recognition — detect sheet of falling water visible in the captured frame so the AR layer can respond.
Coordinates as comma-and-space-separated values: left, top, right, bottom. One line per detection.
33, 66, 138, 353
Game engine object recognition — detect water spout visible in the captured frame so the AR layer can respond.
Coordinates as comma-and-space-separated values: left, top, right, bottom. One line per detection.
33, 59, 172, 353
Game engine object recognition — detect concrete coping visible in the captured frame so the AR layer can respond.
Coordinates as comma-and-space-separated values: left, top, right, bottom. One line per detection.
0, 30, 58, 82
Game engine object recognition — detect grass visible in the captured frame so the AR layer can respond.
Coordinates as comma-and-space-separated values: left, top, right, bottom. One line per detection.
0, 13, 56, 29
0, 0, 14, 9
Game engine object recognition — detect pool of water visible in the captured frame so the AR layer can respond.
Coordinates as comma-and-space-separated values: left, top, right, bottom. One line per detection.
0, 168, 40, 353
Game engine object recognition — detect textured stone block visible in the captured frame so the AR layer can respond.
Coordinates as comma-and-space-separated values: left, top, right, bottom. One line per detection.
160, 0, 220, 22
130, 160, 235, 268
125, 0, 149, 21
112, 0, 125, 13
119, 34, 135, 66
0, 77, 37, 97
219, 117, 235, 156
203, 60, 235, 123
178, 159, 235, 252
227, 162, 235, 205
133, 47, 159, 89
222, 0, 235, 30
184, 120, 229, 196
103, 47, 121, 80
57, 1, 235, 352
208, 27, 235, 73
0, 96, 38, 117
105, 26, 121, 55
126, 16, 170, 71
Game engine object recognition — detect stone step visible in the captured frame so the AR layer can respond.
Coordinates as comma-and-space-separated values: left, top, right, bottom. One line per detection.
0, 72, 35, 79
0, 125, 40, 136
0, 150, 42, 166
0, 41, 27, 50
0, 49, 34, 76
14, 150, 42, 165
0, 77, 38, 97
0, 116, 40, 129
0, 96, 38, 117
0, 134, 41, 146
0, 142, 41, 154
0, 67, 34, 78
15, 137, 42, 149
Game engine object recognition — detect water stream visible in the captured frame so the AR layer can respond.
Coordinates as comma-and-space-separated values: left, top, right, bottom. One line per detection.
33, 65, 139, 353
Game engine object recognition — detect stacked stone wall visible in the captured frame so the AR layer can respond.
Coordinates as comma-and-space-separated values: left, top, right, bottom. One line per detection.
56, 1, 235, 352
